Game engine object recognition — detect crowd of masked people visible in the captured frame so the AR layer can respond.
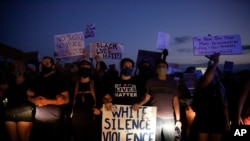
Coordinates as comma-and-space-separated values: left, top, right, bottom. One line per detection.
0, 52, 249, 141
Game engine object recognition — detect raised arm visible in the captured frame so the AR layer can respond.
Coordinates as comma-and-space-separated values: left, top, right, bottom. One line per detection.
200, 53, 220, 88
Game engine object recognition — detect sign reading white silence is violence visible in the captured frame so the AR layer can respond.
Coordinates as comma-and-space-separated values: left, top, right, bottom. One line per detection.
54, 32, 84, 58
193, 34, 242, 55
102, 105, 157, 141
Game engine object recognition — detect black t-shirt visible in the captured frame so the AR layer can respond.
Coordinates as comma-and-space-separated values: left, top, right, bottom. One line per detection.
5, 79, 33, 108
29, 74, 68, 121
106, 77, 146, 105
194, 78, 225, 114
30, 74, 68, 99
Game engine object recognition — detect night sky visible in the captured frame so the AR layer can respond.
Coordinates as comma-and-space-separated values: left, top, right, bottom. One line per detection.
1, 0, 250, 72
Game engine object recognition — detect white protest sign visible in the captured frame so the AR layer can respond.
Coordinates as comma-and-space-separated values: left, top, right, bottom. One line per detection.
102, 105, 157, 141
85, 24, 96, 39
156, 32, 170, 50
193, 34, 242, 55
54, 32, 84, 58
90, 42, 123, 59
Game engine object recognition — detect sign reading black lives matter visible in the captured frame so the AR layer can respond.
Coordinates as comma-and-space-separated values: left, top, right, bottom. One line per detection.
193, 34, 242, 55
54, 32, 84, 58
102, 105, 157, 141
90, 42, 123, 59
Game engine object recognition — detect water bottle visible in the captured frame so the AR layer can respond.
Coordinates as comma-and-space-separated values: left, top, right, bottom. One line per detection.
175, 126, 181, 141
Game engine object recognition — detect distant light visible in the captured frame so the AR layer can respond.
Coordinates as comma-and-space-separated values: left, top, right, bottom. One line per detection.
196, 67, 207, 74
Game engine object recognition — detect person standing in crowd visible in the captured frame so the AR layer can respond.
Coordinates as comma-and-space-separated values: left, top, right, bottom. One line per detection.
27, 56, 69, 141
93, 55, 108, 108
192, 53, 230, 141
103, 57, 146, 111
71, 60, 101, 141
0, 62, 9, 141
134, 59, 155, 93
134, 59, 155, 80
180, 67, 198, 141
138, 59, 181, 141
106, 64, 119, 83
92, 55, 109, 139
237, 70, 250, 125
3, 60, 35, 141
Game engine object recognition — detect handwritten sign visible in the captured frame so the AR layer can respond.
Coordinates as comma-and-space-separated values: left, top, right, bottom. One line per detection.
54, 32, 84, 58
85, 24, 96, 39
102, 105, 157, 141
193, 35, 242, 55
156, 32, 170, 50
90, 42, 123, 59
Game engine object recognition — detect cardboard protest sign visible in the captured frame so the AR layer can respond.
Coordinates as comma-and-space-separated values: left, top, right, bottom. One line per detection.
85, 24, 96, 39
156, 32, 170, 50
102, 105, 157, 141
136, 50, 162, 69
223, 61, 234, 73
90, 42, 123, 59
193, 34, 242, 55
54, 32, 84, 58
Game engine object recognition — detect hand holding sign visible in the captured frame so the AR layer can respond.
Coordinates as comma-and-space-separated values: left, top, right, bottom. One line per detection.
210, 52, 220, 64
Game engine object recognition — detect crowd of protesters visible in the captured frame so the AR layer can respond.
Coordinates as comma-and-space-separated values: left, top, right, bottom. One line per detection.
0, 51, 249, 141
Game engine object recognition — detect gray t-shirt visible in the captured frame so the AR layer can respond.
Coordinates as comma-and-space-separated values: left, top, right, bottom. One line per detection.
146, 77, 179, 119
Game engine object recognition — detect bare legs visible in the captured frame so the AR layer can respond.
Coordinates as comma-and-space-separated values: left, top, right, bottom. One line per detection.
185, 106, 196, 140
198, 133, 222, 141
5, 121, 33, 141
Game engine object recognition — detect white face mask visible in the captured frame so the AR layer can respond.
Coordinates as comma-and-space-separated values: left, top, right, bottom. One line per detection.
157, 68, 167, 76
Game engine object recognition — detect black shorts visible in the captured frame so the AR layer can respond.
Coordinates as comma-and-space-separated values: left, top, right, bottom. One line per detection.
5, 105, 34, 122
195, 112, 226, 134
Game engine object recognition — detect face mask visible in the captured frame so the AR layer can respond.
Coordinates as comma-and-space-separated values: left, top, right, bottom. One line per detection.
121, 68, 133, 76
139, 66, 150, 76
79, 68, 91, 78
41, 66, 53, 75
157, 68, 167, 76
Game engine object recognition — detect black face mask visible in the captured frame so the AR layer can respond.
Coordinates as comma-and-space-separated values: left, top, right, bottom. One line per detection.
139, 66, 150, 76
79, 68, 92, 78
121, 68, 133, 76
41, 66, 53, 75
